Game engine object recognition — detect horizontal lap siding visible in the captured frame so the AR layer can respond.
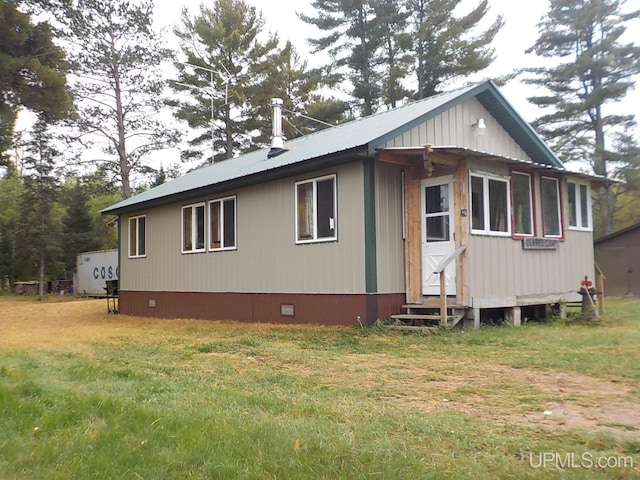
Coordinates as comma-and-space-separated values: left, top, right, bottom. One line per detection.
120, 162, 367, 294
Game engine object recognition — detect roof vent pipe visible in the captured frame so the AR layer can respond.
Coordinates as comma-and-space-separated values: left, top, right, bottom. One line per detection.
268, 98, 288, 158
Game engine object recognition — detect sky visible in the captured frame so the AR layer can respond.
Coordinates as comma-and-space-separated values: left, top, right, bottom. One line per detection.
152, 0, 640, 135
153, 0, 552, 123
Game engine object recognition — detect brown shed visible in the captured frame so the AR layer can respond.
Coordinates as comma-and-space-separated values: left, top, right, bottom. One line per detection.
594, 224, 640, 297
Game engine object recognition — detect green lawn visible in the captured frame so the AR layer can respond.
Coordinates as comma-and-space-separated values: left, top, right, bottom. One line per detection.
0, 297, 638, 479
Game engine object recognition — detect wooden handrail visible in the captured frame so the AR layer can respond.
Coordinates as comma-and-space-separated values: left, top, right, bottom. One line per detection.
436, 245, 467, 325
434, 245, 467, 274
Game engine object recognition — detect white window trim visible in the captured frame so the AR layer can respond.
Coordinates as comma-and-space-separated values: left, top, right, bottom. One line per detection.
511, 171, 535, 237
541, 176, 563, 238
208, 196, 237, 251
470, 172, 512, 237
181, 202, 206, 254
295, 174, 338, 244
128, 214, 146, 258
567, 180, 593, 232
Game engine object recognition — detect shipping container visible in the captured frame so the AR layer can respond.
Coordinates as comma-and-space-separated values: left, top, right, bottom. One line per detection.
75, 249, 118, 296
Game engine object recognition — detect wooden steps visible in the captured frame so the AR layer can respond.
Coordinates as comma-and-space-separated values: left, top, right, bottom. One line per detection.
387, 301, 469, 329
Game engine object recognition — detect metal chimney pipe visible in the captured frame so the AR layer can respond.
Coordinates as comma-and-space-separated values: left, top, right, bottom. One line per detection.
271, 98, 284, 148
268, 98, 287, 158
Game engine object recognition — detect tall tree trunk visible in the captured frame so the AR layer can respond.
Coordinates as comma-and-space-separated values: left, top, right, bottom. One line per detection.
38, 254, 45, 299
113, 60, 131, 198
593, 105, 615, 235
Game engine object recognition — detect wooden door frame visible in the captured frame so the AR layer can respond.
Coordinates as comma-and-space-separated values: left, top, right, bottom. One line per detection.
404, 162, 469, 305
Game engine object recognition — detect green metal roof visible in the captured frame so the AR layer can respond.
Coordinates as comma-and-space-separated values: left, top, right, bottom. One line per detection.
102, 80, 563, 215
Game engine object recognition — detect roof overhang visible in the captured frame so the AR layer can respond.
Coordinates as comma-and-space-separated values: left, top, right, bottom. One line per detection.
376, 145, 613, 188
102, 146, 369, 216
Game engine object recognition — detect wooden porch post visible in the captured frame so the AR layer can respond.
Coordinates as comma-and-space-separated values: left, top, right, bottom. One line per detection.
405, 166, 422, 304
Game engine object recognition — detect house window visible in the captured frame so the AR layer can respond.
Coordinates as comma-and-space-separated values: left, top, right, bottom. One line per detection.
209, 196, 236, 250
295, 175, 337, 243
512, 172, 534, 236
541, 177, 562, 237
470, 173, 510, 236
128, 214, 146, 258
182, 203, 205, 253
568, 180, 592, 231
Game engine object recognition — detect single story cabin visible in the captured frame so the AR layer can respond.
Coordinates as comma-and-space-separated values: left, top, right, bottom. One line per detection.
594, 223, 640, 297
102, 80, 604, 327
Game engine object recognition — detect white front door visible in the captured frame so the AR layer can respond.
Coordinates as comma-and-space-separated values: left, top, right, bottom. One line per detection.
421, 176, 456, 295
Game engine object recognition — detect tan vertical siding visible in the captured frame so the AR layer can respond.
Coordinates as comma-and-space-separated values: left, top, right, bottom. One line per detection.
374, 162, 405, 293
384, 98, 532, 162
120, 162, 367, 294
467, 232, 594, 300
464, 162, 595, 303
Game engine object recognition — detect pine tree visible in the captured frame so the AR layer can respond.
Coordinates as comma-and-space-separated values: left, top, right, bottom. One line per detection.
171, 0, 280, 163
61, 0, 179, 198
300, 0, 384, 116
376, 0, 412, 108
0, 169, 24, 289
301, 0, 502, 112
15, 119, 62, 297
409, 0, 503, 98
524, 0, 640, 235
250, 40, 349, 142
61, 179, 102, 274
0, 0, 72, 163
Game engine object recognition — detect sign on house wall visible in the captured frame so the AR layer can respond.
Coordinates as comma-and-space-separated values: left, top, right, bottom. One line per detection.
522, 238, 559, 250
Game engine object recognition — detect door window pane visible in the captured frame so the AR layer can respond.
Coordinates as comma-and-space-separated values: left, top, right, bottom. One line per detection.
426, 216, 450, 242
425, 184, 449, 214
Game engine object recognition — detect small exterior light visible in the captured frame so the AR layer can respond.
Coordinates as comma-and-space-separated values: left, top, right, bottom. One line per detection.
472, 118, 487, 129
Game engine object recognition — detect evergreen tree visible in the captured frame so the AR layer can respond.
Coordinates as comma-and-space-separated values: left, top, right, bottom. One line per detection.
524, 0, 640, 235
0, 0, 72, 163
251, 40, 349, 142
409, 0, 503, 98
0, 169, 24, 289
61, 179, 102, 274
300, 0, 384, 116
301, 0, 502, 112
376, 0, 412, 107
60, 0, 179, 198
171, 0, 280, 163
15, 119, 62, 297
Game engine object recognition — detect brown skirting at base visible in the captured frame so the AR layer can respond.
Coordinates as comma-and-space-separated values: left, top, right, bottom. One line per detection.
119, 291, 405, 326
